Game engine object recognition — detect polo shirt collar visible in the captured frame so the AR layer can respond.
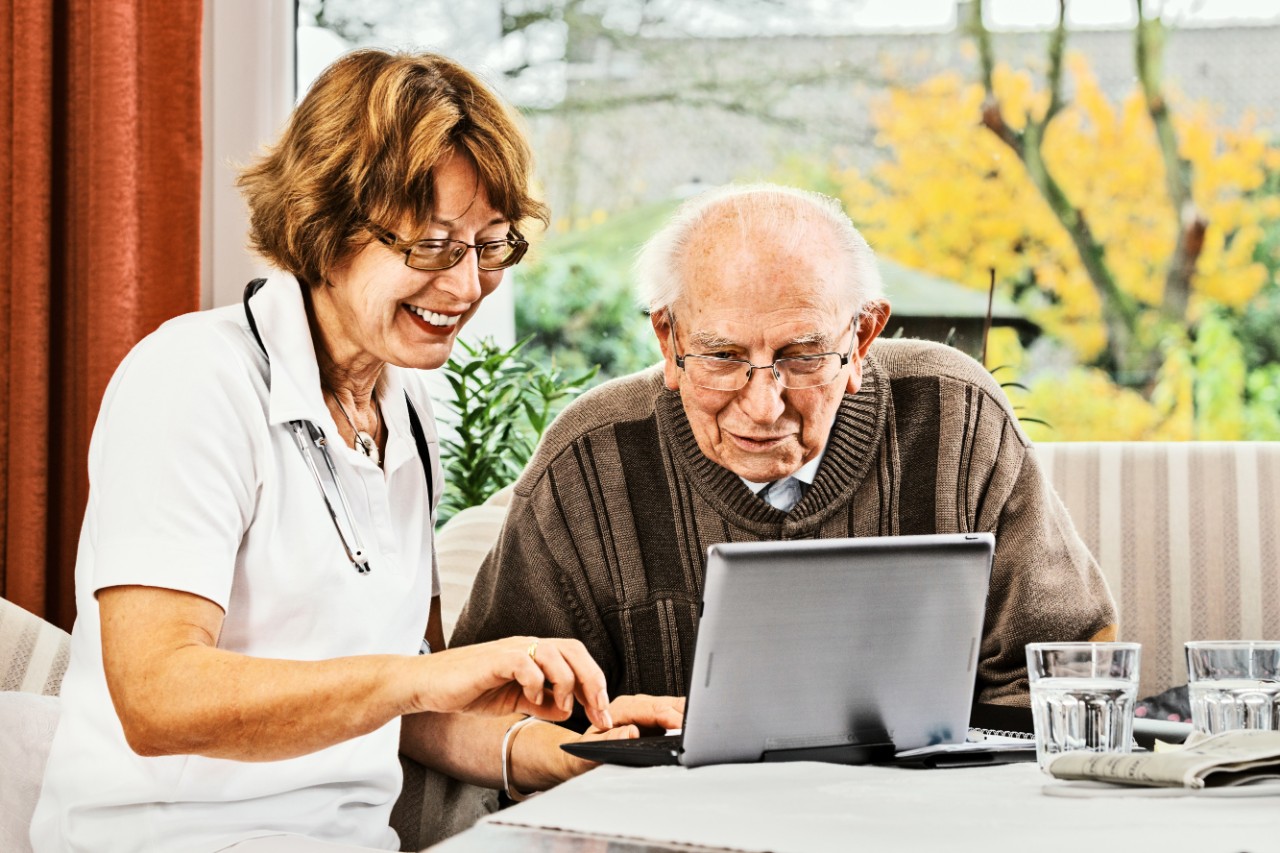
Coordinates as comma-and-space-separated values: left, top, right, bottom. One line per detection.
247, 273, 326, 427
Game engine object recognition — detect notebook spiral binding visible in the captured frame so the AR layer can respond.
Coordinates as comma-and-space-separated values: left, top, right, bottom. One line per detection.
972, 727, 1036, 741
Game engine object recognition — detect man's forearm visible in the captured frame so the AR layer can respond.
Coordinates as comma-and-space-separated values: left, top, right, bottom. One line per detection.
400, 710, 574, 792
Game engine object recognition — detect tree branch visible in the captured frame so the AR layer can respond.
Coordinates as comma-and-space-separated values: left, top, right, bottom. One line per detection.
530, 59, 886, 133
1135, 0, 1205, 323
526, 87, 805, 130
970, 0, 1143, 380
971, 0, 1024, 153
1041, 0, 1068, 126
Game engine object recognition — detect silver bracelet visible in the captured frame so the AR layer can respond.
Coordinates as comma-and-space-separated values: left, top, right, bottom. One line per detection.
501, 716, 545, 802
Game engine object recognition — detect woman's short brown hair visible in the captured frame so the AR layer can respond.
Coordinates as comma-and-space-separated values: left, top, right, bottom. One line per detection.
238, 50, 549, 285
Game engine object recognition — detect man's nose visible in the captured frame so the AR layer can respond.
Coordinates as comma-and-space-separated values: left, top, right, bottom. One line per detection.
736, 366, 786, 422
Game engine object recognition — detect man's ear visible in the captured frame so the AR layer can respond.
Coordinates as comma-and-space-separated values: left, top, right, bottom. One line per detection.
651, 311, 681, 390
845, 299, 892, 394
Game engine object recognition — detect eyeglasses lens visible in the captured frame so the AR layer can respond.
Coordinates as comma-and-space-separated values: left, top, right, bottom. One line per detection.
406, 240, 522, 271
685, 355, 841, 391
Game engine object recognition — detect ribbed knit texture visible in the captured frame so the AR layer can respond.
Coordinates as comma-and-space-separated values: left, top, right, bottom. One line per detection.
453, 338, 1116, 705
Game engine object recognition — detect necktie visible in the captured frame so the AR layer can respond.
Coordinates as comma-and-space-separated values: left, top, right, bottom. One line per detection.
761, 477, 805, 513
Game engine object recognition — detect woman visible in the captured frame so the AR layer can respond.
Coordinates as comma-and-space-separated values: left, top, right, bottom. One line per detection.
31, 51, 680, 853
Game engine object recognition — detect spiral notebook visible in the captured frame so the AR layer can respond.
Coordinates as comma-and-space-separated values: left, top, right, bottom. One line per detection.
892, 703, 1037, 768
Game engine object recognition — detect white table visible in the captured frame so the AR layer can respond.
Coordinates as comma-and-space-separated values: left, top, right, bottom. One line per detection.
430, 761, 1280, 852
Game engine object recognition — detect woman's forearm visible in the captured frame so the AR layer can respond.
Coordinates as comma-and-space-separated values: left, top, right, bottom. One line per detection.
401, 695, 686, 794
122, 646, 425, 761
100, 586, 602, 764
101, 585, 428, 761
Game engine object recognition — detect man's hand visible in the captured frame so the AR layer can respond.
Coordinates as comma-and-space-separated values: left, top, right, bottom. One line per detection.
508, 694, 687, 793
557, 694, 687, 778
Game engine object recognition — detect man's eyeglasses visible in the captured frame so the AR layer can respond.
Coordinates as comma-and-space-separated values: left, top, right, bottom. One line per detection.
669, 313, 858, 392
376, 227, 529, 272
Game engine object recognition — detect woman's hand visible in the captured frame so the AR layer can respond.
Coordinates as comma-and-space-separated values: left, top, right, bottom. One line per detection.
513, 694, 687, 791
413, 636, 615, 731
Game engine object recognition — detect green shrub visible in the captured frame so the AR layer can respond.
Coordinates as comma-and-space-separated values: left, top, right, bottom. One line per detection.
514, 253, 660, 383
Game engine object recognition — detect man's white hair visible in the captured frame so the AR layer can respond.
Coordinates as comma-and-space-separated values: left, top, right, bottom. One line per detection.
634, 183, 885, 316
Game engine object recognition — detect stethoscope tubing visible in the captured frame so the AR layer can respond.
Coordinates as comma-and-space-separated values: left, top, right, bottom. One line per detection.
244, 280, 373, 575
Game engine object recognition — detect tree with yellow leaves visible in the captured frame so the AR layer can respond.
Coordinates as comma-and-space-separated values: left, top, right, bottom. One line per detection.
834, 1, 1280, 439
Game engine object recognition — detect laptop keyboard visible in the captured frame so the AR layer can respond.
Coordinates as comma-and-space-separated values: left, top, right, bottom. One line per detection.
561, 733, 683, 767
605, 735, 682, 753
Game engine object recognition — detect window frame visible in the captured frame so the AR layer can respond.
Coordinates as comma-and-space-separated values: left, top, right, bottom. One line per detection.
200, 0, 296, 310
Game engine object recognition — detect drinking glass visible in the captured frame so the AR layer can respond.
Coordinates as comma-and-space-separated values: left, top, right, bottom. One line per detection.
1026, 642, 1140, 772
1186, 641, 1280, 734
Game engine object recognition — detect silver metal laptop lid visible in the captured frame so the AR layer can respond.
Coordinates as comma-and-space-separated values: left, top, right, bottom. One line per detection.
680, 532, 994, 767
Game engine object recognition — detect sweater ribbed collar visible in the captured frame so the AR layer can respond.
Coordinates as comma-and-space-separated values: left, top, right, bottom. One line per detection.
654, 353, 890, 532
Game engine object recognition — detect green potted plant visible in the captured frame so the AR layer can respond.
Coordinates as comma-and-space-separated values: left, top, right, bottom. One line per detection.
435, 336, 597, 525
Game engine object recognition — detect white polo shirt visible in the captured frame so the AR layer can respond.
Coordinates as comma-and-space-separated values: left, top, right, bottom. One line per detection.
32, 274, 440, 853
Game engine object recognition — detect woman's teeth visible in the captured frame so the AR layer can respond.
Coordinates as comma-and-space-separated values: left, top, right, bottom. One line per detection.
407, 305, 461, 327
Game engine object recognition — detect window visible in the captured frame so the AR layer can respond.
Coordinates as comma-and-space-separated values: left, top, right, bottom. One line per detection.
276, 1, 1280, 441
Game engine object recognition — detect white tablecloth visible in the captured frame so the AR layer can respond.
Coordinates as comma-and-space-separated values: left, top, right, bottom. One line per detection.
486, 762, 1280, 852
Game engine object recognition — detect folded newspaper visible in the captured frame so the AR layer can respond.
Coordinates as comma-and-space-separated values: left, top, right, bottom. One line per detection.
1049, 730, 1280, 789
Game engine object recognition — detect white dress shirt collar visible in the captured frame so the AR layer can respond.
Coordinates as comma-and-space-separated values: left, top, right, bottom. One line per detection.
740, 446, 827, 496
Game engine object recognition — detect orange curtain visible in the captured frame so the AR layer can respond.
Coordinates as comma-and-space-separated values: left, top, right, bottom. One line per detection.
1, 0, 203, 629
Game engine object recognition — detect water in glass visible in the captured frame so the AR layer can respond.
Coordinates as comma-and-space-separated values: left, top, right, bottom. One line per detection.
1189, 679, 1280, 733
1030, 677, 1136, 771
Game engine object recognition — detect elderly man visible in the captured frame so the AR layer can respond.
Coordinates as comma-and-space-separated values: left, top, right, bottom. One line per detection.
453, 183, 1115, 707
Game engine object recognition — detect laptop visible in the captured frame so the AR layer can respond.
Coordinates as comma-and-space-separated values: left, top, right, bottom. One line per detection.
562, 532, 995, 768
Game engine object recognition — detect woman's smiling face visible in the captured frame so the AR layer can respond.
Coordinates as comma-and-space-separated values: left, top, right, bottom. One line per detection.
314, 152, 513, 373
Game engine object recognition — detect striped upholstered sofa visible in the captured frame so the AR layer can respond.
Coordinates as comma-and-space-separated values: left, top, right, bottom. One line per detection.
1036, 442, 1280, 699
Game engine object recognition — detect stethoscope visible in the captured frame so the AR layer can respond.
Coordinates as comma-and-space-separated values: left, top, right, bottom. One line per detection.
242, 280, 436, 576
240, 281, 386, 573
288, 417, 373, 573
244, 280, 372, 573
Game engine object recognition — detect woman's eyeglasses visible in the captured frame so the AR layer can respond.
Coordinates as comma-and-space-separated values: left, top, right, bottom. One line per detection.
376, 227, 528, 272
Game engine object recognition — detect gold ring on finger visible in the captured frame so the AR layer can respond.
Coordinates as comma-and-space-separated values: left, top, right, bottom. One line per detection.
527, 639, 539, 662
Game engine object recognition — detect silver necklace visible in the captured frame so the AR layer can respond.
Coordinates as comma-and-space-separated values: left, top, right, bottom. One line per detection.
330, 392, 381, 467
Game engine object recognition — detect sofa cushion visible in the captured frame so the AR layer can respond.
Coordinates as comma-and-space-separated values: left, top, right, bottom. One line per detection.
437, 485, 514, 642
0, 691, 59, 853
0, 597, 70, 696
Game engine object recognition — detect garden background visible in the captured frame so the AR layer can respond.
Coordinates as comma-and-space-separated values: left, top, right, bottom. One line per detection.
300, 0, 1280, 464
